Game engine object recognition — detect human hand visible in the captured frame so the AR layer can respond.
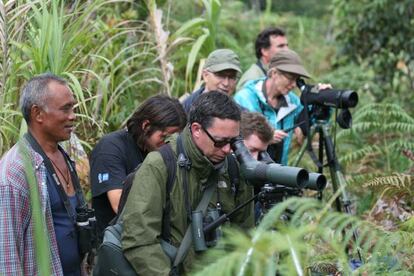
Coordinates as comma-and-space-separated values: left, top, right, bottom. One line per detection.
316, 83, 333, 91
272, 129, 288, 143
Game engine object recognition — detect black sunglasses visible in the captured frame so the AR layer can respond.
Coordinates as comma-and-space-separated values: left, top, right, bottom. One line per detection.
202, 126, 236, 148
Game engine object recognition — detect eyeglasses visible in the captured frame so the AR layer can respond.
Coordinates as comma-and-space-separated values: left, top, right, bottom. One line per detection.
202, 126, 236, 148
280, 71, 298, 82
211, 71, 239, 82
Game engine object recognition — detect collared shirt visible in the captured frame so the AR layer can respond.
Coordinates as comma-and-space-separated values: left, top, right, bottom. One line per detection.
0, 141, 63, 275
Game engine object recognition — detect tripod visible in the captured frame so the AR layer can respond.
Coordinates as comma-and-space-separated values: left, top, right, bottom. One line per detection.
292, 119, 362, 262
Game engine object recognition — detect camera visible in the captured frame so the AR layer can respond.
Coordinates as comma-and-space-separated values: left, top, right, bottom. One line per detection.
296, 78, 358, 129
76, 206, 98, 255
192, 207, 221, 252
297, 79, 358, 109
255, 151, 326, 213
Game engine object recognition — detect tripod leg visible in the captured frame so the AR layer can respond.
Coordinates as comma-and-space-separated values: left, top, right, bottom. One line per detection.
321, 125, 363, 262
292, 126, 316, 167
321, 125, 351, 212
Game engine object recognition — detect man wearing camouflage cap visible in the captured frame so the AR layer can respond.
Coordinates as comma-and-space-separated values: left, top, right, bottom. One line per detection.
234, 49, 331, 165
182, 48, 241, 113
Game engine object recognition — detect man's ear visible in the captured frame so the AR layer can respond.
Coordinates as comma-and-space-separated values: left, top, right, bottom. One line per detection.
201, 70, 209, 81
141, 120, 150, 132
31, 105, 44, 123
190, 122, 202, 139
261, 47, 269, 60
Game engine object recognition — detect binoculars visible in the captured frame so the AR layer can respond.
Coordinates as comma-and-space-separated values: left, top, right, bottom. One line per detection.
76, 206, 98, 255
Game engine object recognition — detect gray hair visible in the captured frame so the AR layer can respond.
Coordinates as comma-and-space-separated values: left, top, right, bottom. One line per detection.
20, 73, 67, 124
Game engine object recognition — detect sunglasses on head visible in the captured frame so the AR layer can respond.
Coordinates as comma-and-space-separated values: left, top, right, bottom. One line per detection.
202, 126, 236, 148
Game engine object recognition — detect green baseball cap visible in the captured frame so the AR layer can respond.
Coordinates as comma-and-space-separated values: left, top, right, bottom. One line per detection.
203, 49, 242, 73
269, 49, 311, 78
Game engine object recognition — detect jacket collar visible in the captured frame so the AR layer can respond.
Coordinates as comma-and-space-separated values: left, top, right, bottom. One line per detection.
253, 79, 298, 123
181, 126, 218, 180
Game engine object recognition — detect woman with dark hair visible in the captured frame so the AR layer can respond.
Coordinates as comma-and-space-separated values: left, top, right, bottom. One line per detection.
90, 95, 187, 237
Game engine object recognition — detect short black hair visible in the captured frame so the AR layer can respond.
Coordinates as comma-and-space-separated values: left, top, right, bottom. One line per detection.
127, 94, 187, 149
189, 91, 241, 129
255, 27, 286, 59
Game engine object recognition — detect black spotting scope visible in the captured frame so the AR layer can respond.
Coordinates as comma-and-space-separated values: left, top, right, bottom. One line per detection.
297, 78, 358, 109
231, 137, 309, 189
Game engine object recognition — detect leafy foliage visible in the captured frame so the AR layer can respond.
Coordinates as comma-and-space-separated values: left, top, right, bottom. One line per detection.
333, 0, 414, 108
337, 103, 414, 176
193, 197, 414, 275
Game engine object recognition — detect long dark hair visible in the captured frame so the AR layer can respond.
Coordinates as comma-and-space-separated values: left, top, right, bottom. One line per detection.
126, 94, 187, 150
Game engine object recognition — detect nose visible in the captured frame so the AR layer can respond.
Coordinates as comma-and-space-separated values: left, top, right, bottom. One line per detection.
68, 109, 76, 121
221, 143, 232, 155
221, 77, 230, 87
288, 81, 296, 90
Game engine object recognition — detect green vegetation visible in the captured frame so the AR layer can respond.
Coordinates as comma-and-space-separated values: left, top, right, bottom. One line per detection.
0, 0, 412, 274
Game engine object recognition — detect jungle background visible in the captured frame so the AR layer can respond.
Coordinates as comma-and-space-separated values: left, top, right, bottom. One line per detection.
0, 0, 413, 274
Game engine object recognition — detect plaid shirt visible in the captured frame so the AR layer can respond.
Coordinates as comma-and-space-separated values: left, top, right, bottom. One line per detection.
0, 141, 64, 275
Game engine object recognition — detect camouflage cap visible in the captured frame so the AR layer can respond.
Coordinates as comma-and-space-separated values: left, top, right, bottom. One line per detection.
269, 49, 311, 78
203, 49, 242, 73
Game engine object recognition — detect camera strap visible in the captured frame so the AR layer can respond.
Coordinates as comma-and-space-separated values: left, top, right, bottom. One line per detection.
172, 133, 219, 271
227, 154, 240, 202
177, 134, 193, 224
24, 132, 86, 222
256, 60, 267, 76
172, 180, 216, 269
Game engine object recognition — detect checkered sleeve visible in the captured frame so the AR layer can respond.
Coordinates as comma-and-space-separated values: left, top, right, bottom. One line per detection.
0, 152, 32, 274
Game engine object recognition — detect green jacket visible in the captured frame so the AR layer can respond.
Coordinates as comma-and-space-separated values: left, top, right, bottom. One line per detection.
236, 61, 267, 91
121, 126, 254, 275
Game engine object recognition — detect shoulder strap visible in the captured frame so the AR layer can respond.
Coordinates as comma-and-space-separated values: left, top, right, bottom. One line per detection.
256, 60, 267, 75
24, 132, 86, 222
159, 143, 177, 242
172, 182, 216, 268
227, 154, 240, 200
115, 143, 177, 229
116, 164, 142, 219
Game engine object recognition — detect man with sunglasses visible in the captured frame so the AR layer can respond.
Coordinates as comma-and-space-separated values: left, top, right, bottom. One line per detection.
234, 49, 331, 165
182, 48, 242, 113
121, 91, 254, 275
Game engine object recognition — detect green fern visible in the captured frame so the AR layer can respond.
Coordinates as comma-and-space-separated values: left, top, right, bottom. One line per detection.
192, 197, 414, 275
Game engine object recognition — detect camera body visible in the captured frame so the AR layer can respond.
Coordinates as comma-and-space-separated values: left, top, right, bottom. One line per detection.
297, 79, 358, 109
76, 206, 98, 256
296, 78, 358, 129
192, 207, 222, 252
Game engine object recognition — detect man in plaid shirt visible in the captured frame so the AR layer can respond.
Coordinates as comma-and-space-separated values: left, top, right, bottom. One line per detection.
0, 73, 83, 275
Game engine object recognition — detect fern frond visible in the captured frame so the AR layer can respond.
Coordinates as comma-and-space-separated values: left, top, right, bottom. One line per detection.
389, 140, 414, 152
364, 173, 413, 188
347, 172, 383, 187
383, 122, 414, 133
363, 173, 414, 198
339, 144, 381, 164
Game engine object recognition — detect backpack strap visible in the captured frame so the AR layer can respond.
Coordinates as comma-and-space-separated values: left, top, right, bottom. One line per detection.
116, 166, 140, 219
115, 143, 177, 228
159, 143, 177, 242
